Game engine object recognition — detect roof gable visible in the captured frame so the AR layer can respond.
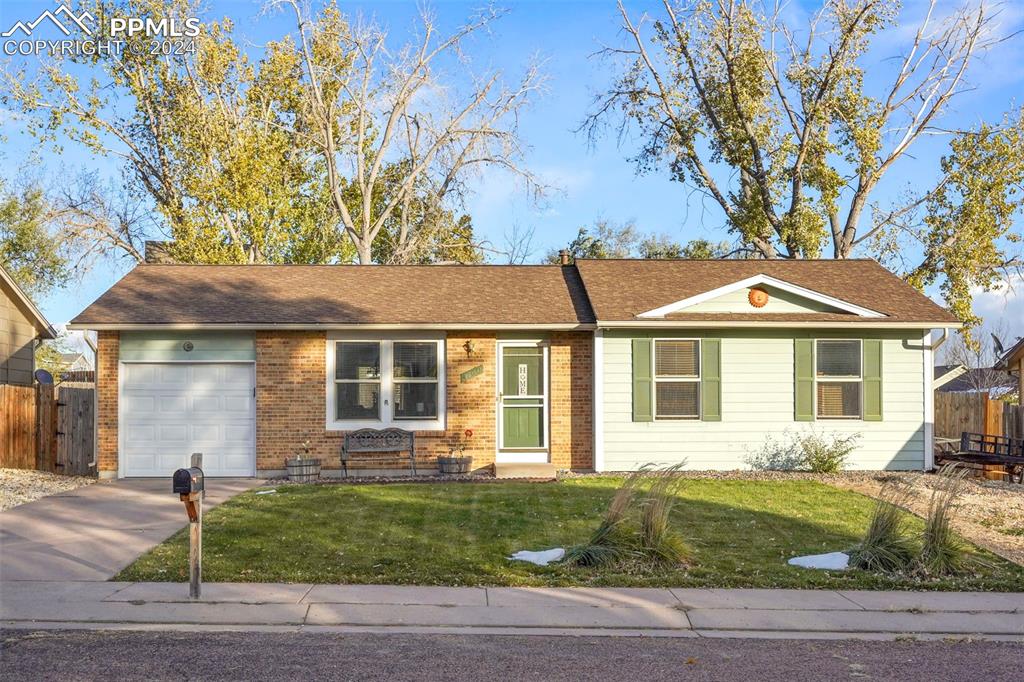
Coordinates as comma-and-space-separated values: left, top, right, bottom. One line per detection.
636, 274, 885, 319
574, 259, 959, 326
0, 264, 57, 339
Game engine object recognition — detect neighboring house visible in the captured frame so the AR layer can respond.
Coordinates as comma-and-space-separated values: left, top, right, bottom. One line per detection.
59, 352, 95, 372
934, 367, 1018, 397
933, 364, 967, 390
995, 337, 1024, 400
1, 264, 57, 386
67, 259, 959, 479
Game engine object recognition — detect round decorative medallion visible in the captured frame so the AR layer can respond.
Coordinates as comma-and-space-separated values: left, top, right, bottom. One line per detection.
748, 287, 769, 308
182, 341, 194, 352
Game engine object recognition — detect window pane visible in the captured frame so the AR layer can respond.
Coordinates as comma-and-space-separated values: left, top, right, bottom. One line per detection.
336, 342, 380, 380
394, 342, 438, 379
817, 382, 861, 418
816, 340, 860, 377
656, 340, 699, 377
394, 382, 438, 419
656, 381, 699, 418
502, 346, 544, 396
336, 383, 379, 420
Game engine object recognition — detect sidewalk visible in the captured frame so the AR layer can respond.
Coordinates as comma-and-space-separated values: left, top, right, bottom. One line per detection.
2, 582, 1022, 640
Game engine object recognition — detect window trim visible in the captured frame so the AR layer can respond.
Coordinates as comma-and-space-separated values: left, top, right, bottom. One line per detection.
326, 332, 446, 431
814, 338, 863, 420
653, 338, 702, 421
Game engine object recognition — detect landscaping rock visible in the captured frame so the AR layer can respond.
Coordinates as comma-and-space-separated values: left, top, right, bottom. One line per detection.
0, 468, 96, 512
788, 551, 849, 570
509, 548, 566, 566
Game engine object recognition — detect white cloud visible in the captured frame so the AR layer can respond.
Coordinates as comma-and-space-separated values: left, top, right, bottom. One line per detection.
971, 273, 1024, 341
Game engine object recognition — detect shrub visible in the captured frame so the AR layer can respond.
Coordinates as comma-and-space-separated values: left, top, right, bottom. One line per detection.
800, 432, 859, 473
743, 431, 806, 471
848, 480, 917, 573
917, 464, 969, 576
744, 429, 859, 473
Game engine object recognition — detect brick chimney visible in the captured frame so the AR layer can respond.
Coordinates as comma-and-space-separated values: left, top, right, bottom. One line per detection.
558, 249, 570, 266
144, 241, 177, 264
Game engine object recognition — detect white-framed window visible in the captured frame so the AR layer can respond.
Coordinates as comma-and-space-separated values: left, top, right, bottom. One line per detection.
326, 334, 445, 431
653, 339, 701, 420
815, 339, 862, 419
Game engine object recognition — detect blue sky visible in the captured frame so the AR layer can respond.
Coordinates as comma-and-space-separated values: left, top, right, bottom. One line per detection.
1, 0, 1021, 341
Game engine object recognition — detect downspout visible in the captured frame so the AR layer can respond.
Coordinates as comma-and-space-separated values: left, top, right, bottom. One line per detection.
84, 332, 99, 472
926, 327, 950, 351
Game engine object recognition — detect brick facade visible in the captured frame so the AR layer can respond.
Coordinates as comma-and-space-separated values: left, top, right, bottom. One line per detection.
254, 330, 593, 474
94, 329, 594, 476
95, 330, 119, 476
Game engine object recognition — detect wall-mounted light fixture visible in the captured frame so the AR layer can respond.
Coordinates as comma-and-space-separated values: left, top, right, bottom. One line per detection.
463, 340, 476, 357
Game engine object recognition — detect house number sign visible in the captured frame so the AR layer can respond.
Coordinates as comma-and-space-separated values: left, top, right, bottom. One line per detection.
518, 364, 529, 395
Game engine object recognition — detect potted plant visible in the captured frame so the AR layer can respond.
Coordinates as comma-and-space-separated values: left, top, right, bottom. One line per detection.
437, 429, 474, 475
286, 439, 321, 482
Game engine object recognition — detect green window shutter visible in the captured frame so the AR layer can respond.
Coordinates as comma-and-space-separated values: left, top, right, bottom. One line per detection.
632, 339, 653, 422
863, 338, 883, 421
794, 339, 815, 422
701, 338, 722, 421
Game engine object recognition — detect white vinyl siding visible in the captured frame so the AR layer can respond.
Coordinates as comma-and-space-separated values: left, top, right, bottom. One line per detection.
602, 330, 927, 471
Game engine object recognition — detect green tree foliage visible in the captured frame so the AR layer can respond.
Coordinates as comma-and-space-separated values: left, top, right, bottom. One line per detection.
0, 181, 69, 297
587, 0, 1021, 333
3, 1, 494, 265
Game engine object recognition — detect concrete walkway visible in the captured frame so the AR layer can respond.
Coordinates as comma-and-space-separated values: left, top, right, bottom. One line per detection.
2, 582, 1022, 640
0, 479, 260, 581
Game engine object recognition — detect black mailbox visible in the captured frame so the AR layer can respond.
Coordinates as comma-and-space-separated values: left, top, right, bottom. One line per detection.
173, 467, 204, 495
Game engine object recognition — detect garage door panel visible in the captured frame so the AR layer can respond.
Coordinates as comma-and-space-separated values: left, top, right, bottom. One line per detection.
121, 363, 254, 477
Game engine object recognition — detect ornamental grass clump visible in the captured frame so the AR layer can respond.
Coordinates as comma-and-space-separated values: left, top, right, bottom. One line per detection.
848, 479, 917, 573
565, 464, 691, 569
563, 468, 646, 567
917, 464, 969, 576
639, 464, 690, 565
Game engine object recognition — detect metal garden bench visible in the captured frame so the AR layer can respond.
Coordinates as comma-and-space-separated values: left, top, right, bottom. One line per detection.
341, 428, 416, 477
937, 432, 1024, 484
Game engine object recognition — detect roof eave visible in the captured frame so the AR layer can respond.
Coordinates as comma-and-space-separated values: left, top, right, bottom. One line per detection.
67, 322, 597, 332
596, 319, 963, 330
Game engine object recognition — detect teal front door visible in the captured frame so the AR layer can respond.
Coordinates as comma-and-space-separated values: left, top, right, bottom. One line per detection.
498, 343, 548, 457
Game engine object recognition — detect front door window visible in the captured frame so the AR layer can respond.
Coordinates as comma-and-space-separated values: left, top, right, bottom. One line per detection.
499, 344, 547, 450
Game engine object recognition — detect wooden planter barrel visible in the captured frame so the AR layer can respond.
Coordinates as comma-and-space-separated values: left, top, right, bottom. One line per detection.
286, 458, 322, 483
437, 455, 472, 475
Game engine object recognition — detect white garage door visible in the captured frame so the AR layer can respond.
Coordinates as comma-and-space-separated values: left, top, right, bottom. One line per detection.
121, 363, 255, 477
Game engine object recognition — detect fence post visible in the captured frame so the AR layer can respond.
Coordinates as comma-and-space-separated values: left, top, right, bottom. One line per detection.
983, 397, 1004, 437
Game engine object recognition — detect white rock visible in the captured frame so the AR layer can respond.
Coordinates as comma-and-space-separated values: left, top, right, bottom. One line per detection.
508, 548, 566, 566
788, 551, 849, 570
254, 489, 277, 495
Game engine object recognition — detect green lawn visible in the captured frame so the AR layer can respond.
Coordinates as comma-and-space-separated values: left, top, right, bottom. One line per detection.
118, 479, 1024, 590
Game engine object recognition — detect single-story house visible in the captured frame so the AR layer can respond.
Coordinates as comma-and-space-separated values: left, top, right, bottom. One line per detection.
59, 351, 95, 372
67, 259, 960, 478
996, 337, 1024, 400
934, 366, 1018, 398
1, 263, 57, 386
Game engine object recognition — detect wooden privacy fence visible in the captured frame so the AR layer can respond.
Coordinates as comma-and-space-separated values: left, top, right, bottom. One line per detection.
934, 392, 1023, 440
0, 382, 95, 476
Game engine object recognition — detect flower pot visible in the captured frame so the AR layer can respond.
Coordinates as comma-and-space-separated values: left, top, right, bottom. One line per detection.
437, 455, 472, 475
286, 458, 321, 482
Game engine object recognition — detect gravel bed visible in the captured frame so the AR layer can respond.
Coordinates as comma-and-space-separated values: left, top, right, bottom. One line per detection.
0, 469, 97, 512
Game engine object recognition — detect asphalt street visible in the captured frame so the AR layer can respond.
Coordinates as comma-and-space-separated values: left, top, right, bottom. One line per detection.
1, 630, 1021, 681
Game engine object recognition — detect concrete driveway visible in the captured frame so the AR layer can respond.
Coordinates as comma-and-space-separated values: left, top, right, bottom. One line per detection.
0, 478, 260, 581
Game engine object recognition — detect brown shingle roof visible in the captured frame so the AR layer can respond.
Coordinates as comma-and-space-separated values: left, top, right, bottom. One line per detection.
574, 259, 958, 324
71, 265, 595, 327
